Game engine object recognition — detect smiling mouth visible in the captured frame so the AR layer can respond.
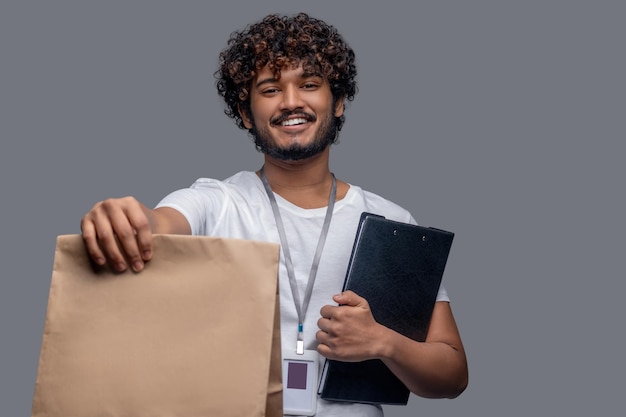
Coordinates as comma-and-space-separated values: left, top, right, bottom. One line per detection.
281, 118, 307, 127
271, 111, 316, 127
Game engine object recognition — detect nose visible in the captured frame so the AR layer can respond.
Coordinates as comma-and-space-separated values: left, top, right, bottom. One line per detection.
280, 85, 305, 111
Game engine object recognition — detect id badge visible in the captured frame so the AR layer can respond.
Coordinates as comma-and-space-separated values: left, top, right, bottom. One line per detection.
282, 349, 318, 416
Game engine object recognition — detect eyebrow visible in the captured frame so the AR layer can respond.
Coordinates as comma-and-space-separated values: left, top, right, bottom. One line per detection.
255, 72, 324, 89
255, 77, 278, 89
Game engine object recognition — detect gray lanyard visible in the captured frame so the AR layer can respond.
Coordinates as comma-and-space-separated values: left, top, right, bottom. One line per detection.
260, 167, 336, 355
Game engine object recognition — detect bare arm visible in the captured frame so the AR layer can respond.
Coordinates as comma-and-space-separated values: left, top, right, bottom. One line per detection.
80, 197, 191, 272
317, 291, 468, 399
379, 300, 468, 398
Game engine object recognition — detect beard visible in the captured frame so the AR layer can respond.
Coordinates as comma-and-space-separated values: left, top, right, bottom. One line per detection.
249, 109, 339, 161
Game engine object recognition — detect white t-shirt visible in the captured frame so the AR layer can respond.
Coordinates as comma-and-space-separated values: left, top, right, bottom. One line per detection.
156, 171, 449, 417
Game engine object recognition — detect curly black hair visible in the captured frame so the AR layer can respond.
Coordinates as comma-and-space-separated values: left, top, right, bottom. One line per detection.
215, 13, 358, 132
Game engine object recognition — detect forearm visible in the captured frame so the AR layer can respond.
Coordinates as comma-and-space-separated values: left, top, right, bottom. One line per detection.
317, 295, 468, 398
152, 207, 191, 235
376, 301, 468, 398
379, 329, 468, 398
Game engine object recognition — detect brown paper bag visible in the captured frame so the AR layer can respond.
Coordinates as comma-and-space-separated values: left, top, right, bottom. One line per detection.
32, 234, 283, 417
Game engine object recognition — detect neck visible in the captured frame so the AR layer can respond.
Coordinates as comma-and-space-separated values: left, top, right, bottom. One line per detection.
262, 150, 331, 188
258, 149, 340, 208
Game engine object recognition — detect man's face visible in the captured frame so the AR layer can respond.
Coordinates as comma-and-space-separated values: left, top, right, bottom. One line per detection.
241, 65, 344, 161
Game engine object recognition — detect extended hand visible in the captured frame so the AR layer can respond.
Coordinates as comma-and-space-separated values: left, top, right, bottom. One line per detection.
316, 290, 389, 362
80, 196, 154, 272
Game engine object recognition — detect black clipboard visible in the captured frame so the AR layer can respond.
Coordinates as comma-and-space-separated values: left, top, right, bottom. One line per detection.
318, 212, 454, 405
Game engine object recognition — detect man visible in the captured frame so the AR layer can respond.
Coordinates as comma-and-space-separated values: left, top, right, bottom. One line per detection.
81, 13, 468, 416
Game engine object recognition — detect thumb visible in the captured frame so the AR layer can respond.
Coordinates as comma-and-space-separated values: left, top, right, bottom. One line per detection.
333, 290, 366, 307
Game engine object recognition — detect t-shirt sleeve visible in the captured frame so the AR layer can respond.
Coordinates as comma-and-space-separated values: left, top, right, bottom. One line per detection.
155, 179, 228, 236
435, 284, 450, 302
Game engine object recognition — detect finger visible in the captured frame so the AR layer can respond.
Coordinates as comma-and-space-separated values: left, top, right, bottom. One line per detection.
315, 329, 327, 343
124, 205, 153, 262
316, 342, 334, 359
317, 316, 333, 333
80, 218, 105, 266
316, 329, 334, 349
315, 332, 336, 360
108, 208, 145, 272
91, 210, 130, 272
319, 304, 336, 319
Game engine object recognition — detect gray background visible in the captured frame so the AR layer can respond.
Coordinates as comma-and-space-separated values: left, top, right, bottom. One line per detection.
2, 1, 624, 416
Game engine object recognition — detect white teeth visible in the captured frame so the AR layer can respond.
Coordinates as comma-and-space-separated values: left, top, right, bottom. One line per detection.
282, 118, 307, 126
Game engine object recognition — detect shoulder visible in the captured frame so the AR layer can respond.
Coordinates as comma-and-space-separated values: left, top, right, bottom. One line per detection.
157, 171, 263, 212
189, 171, 259, 192
181, 171, 262, 200
156, 171, 266, 237
342, 183, 416, 225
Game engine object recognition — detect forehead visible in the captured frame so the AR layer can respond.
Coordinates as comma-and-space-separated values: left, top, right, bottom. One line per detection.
254, 63, 324, 83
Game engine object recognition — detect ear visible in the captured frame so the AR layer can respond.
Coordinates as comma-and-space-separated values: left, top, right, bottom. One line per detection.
334, 97, 345, 118
238, 103, 253, 129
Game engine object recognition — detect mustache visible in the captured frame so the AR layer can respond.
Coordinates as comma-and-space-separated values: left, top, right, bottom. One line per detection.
270, 110, 316, 126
